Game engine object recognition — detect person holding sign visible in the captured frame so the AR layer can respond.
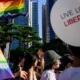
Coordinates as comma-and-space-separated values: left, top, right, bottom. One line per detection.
50, 0, 80, 80
59, 46, 80, 80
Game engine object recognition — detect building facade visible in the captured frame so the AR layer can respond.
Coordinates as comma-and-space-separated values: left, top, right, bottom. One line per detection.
29, 0, 39, 35
42, 3, 50, 43
11, 0, 39, 49
46, 0, 57, 40
11, 0, 29, 49
14, 0, 29, 26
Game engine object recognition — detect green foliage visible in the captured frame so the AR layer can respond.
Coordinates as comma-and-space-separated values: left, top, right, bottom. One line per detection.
0, 26, 4, 34
0, 23, 42, 51
19, 26, 42, 50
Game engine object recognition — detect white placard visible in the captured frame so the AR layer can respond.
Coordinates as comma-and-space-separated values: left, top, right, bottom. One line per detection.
50, 0, 80, 46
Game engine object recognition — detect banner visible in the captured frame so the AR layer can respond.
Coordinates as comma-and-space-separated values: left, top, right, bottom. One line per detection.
50, 0, 80, 46
0, 0, 24, 16
0, 49, 14, 80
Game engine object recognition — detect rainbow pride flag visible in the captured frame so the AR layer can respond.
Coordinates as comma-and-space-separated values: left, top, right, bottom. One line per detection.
0, 0, 24, 16
37, 49, 44, 55
0, 49, 14, 80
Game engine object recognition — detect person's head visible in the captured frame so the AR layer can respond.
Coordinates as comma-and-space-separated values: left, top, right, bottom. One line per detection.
23, 52, 38, 71
61, 54, 73, 69
10, 51, 25, 66
69, 45, 80, 58
10, 52, 25, 73
44, 50, 61, 71
19, 57, 25, 68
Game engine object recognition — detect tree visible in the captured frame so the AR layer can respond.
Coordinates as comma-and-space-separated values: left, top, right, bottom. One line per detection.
0, 23, 42, 56
3, 23, 22, 43
19, 26, 42, 52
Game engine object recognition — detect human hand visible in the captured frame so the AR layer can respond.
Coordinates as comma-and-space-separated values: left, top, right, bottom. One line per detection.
20, 70, 27, 80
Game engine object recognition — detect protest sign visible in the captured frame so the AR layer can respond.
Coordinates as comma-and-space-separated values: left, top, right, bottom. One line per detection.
50, 0, 80, 46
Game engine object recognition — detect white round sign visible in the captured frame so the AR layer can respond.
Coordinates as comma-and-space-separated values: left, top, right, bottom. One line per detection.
50, 0, 80, 47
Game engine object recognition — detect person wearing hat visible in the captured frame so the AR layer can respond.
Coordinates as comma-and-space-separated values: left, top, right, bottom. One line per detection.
40, 50, 61, 80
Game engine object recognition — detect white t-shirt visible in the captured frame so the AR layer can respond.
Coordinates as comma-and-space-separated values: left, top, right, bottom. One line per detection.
40, 70, 56, 80
59, 67, 80, 80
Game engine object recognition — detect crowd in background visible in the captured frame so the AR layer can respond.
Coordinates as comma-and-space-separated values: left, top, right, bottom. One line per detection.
5, 45, 80, 80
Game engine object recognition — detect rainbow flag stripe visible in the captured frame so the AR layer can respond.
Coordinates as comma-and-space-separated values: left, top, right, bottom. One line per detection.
0, 49, 14, 79
0, 0, 24, 16
37, 49, 44, 55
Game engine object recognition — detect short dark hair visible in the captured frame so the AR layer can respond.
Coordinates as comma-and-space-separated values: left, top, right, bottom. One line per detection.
61, 54, 73, 67
23, 53, 38, 71
69, 45, 80, 58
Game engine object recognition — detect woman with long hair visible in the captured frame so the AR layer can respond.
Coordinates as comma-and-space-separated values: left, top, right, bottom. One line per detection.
23, 53, 38, 80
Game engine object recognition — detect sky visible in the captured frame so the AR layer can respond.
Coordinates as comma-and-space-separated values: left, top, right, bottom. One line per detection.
38, 0, 46, 38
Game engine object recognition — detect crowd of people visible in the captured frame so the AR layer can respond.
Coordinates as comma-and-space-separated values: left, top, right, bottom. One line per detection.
4, 45, 80, 80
